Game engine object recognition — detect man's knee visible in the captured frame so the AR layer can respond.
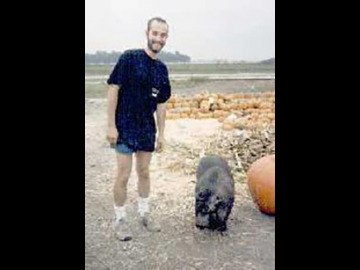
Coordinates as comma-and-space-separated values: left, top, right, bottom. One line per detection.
117, 168, 131, 186
137, 165, 150, 180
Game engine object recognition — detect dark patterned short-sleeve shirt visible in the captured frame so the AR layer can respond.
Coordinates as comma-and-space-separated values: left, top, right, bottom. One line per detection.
107, 49, 171, 152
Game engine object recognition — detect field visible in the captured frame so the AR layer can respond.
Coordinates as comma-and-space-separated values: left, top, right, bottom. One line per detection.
85, 64, 275, 269
85, 63, 275, 99
85, 63, 275, 76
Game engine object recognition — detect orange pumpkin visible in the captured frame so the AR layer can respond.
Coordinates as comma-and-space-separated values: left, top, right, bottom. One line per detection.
190, 108, 198, 114
180, 113, 189, 118
247, 155, 275, 215
218, 117, 226, 123
222, 123, 235, 131
213, 110, 224, 118
211, 104, 219, 111
168, 97, 177, 103
217, 98, 225, 104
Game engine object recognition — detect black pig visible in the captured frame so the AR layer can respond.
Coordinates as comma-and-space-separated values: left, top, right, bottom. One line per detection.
195, 155, 234, 231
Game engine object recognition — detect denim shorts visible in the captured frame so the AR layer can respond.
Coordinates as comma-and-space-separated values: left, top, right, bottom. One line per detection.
114, 143, 136, 155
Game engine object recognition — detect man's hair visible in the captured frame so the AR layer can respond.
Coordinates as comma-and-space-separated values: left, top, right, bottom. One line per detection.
147, 17, 168, 32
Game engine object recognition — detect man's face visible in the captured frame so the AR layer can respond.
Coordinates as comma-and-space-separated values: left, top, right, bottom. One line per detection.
146, 21, 168, 54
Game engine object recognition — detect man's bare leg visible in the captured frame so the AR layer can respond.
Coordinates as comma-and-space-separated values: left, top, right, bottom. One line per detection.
113, 153, 133, 241
136, 151, 161, 232
136, 151, 152, 199
114, 153, 133, 207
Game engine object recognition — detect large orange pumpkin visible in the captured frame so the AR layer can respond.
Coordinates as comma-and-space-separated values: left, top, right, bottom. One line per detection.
247, 155, 275, 215
222, 123, 235, 131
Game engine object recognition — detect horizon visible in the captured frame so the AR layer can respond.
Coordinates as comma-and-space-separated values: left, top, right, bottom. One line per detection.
85, 50, 275, 63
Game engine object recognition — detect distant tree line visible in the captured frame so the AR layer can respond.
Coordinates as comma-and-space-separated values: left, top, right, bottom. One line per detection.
259, 58, 275, 65
85, 50, 191, 65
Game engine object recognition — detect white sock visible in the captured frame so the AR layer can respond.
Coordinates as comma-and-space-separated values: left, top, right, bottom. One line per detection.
138, 197, 150, 217
114, 205, 126, 222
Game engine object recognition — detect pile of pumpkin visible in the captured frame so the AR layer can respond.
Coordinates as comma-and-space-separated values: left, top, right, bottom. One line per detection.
166, 91, 275, 130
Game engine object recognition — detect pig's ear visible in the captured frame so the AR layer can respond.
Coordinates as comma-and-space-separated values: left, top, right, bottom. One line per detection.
197, 189, 209, 200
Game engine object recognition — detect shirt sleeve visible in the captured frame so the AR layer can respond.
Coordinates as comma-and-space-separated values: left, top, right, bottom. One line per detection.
157, 66, 171, 104
107, 52, 129, 86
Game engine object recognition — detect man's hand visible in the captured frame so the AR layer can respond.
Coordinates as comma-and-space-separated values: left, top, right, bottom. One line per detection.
155, 136, 166, 153
107, 127, 118, 145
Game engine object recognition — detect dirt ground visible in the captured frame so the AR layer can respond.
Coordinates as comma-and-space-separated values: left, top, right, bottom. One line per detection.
85, 85, 275, 270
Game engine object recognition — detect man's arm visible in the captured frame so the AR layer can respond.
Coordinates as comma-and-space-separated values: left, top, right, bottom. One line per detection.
155, 103, 167, 152
106, 84, 120, 145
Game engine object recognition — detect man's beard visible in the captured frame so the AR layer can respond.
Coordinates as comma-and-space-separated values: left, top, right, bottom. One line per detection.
147, 40, 164, 54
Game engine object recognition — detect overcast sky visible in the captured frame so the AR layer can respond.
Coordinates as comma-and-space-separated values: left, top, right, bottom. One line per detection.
85, 0, 275, 61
